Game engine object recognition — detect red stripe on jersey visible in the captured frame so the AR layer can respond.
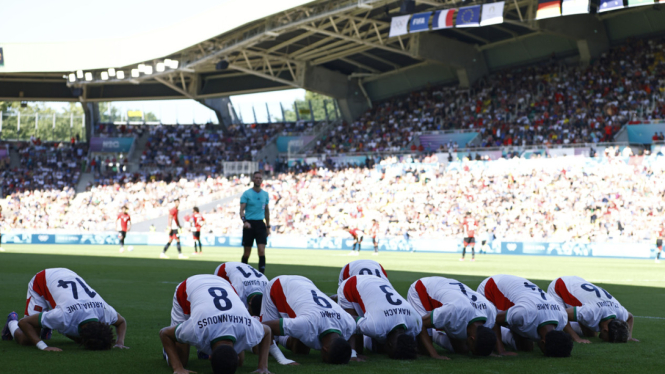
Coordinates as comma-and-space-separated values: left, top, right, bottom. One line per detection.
484, 278, 515, 311
415, 280, 442, 311
270, 279, 296, 318
379, 265, 388, 278
343, 276, 366, 313
216, 264, 230, 282
176, 279, 191, 315
342, 265, 350, 280
33, 270, 56, 308
24, 297, 32, 316
554, 278, 582, 307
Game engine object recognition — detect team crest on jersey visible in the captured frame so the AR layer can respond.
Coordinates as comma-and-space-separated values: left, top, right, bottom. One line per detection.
34, 305, 43, 312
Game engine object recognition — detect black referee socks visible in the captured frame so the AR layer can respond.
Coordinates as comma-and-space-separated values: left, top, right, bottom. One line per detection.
259, 256, 266, 274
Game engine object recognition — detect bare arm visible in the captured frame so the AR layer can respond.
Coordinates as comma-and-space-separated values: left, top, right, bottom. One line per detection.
262, 320, 282, 336
564, 308, 590, 344
418, 314, 450, 360
252, 325, 273, 374
264, 206, 270, 236
113, 313, 129, 348
240, 203, 250, 229
18, 314, 62, 351
493, 312, 517, 356
627, 313, 638, 342
159, 326, 193, 374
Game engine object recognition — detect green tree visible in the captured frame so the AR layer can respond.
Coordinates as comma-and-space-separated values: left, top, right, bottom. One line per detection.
278, 91, 339, 123
0, 101, 85, 141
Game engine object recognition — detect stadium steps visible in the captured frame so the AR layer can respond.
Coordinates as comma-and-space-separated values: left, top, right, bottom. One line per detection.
127, 132, 150, 171
130, 192, 241, 232
297, 118, 341, 154
9, 147, 20, 168
75, 172, 94, 193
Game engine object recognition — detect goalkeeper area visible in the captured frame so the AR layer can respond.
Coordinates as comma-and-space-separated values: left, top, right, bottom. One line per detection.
0, 245, 661, 374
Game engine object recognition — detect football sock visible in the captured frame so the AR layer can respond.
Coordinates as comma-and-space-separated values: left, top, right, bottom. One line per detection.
176, 242, 182, 254
8, 320, 19, 337
658, 251, 662, 259
197, 241, 202, 252
259, 256, 266, 274
461, 247, 466, 258
241, 255, 249, 264
163, 243, 170, 253
472, 248, 475, 259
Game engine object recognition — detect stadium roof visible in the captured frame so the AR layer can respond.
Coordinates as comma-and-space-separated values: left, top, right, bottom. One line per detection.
1, 0, 664, 104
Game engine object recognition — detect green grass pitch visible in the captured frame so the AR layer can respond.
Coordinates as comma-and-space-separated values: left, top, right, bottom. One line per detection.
1, 244, 663, 373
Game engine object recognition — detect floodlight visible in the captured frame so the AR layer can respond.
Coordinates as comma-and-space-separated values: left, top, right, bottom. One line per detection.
85, 72, 93, 81
156, 62, 165, 72
68, 73, 76, 82
76, 70, 84, 79
117, 71, 125, 79
108, 68, 116, 77
131, 69, 139, 78
144, 65, 153, 74
101, 72, 109, 80
138, 63, 146, 72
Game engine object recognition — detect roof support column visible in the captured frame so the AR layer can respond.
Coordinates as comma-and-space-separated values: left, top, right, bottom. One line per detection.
539, 15, 609, 65
302, 64, 369, 123
199, 97, 238, 130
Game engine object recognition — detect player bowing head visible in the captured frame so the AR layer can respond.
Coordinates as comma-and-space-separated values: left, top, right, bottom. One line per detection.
160, 274, 272, 374
214, 262, 268, 316
477, 274, 572, 357
547, 276, 636, 343
337, 275, 421, 360
407, 276, 497, 358
1, 268, 128, 351
260, 275, 355, 365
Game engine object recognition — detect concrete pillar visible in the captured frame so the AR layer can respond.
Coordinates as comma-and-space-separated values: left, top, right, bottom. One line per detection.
410, 33, 489, 88
302, 65, 369, 123
539, 15, 610, 65
200, 97, 238, 130
82, 102, 99, 142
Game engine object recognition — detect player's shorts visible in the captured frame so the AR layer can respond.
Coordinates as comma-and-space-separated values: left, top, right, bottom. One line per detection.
193, 231, 201, 240
463, 237, 476, 245
372, 237, 378, 244
170, 229, 180, 240
657, 239, 663, 249
118, 231, 126, 240
242, 220, 267, 247
25, 273, 52, 317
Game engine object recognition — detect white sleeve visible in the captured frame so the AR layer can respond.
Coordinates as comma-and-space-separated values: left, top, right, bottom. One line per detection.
336, 282, 354, 310
39, 309, 67, 332
175, 319, 198, 347
505, 306, 525, 329
281, 317, 311, 340
356, 316, 378, 340
575, 305, 601, 330
103, 305, 119, 325
260, 293, 280, 323
546, 280, 565, 307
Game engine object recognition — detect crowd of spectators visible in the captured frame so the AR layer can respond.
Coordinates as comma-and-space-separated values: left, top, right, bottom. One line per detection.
311, 37, 665, 154
0, 139, 88, 194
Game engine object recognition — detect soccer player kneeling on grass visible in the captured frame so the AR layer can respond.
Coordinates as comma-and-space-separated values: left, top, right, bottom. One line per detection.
260, 275, 355, 365
159, 274, 272, 374
337, 275, 421, 360
2, 268, 128, 351
214, 262, 268, 316
407, 276, 497, 358
477, 275, 572, 357
547, 276, 637, 343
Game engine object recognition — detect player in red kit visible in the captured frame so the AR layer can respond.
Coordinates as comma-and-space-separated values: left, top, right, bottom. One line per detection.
116, 206, 132, 253
368, 220, 379, 255
655, 225, 665, 263
460, 212, 478, 262
161, 199, 186, 259
190, 207, 205, 255
344, 226, 364, 256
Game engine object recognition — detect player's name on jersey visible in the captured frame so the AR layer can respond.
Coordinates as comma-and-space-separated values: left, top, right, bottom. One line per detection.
197, 314, 254, 329
596, 300, 620, 309
242, 280, 267, 287
319, 310, 342, 320
65, 301, 106, 314
383, 307, 412, 317
470, 301, 489, 310
536, 303, 562, 311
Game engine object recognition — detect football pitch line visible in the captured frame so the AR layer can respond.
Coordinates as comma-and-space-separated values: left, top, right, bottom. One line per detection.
634, 315, 665, 320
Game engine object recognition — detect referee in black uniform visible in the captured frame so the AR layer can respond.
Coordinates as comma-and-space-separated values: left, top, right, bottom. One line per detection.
239, 171, 271, 273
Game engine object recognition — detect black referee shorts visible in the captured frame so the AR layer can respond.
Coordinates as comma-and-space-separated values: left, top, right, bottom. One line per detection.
657, 239, 663, 248
242, 220, 267, 247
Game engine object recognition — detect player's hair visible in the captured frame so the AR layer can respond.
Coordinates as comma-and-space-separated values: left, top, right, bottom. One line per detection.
328, 336, 352, 365
211, 344, 238, 374
79, 321, 115, 350
544, 330, 573, 358
253, 171, 262, 176
607, 320, 629, 343
388, 330, 417, 360
249, 294, 263, 317
193, 207, 199, 213
122, 205, 128, 210
474, 325, 496, 356
173, 198, 180, 202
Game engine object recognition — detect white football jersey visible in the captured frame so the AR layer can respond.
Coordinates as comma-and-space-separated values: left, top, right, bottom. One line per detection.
477, 275, 567, 342
407, 277, 496, 340
338, 260, 388, 286
174, 275, 264, 355
260, 275, 355, 350
547, 276, 629, 331
337, 275, 421, 343
35, 268, 118, 337
214, 262, 268, 308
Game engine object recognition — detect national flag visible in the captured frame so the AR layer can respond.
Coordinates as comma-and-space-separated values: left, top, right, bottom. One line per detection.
480, 2, 504, 26
536, 0, 561, 19
409, 12, 432, 33
598, 0, 624, 11
432, 9, 455, 30
627, 0, 653, 7
389, 15, 411, 37
456, 5, 481, 28
561, 0, 589, 15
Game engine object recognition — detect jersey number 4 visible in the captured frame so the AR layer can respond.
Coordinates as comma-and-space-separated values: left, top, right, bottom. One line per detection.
57, 278, 97, 300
